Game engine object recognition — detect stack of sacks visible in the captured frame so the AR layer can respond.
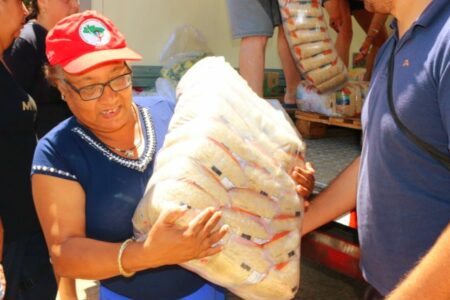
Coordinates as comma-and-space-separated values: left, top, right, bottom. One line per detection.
133, 57, 305, 300
279, 0, 348, 93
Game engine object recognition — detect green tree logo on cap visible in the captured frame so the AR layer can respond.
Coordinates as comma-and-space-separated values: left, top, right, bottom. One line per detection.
83, 25, 104, 40
79, 19, 111, 46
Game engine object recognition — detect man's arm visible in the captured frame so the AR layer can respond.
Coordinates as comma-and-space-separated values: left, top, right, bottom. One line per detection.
387, 223, 450, 299
301, 156, 360, 235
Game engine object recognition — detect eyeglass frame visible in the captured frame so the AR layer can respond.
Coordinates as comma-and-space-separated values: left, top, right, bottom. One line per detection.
61, 64, 133, 101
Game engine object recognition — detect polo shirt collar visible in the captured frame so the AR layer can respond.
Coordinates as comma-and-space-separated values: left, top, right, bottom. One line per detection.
415, 0, 449, 28
390, 0, 448, 46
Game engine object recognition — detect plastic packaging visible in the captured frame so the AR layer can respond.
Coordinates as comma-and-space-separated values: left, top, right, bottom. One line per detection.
335, 85, 357, 117
133, 57, 305, 300
279, 0, 348, 93
155, 77, 177, 105
296, 80, 368, 117
159, 25, 211, 82
350, 81, 370, 116
296, 82, 337, 116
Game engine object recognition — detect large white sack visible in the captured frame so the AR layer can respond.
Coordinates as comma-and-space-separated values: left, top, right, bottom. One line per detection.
279, 0, 348, 93
133, 57, 305, 300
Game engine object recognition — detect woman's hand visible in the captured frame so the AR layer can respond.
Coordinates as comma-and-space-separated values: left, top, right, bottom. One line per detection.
143, 206, 228, 267
291, 162, 315, 207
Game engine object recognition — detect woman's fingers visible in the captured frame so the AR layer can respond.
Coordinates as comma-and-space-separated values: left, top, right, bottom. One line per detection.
187, 207, 216, 235
198, 245, 223, 258
159, 205, 189, 225
197, 225, 229, 258
200, 211, 223, 237
208, 224, 229, 245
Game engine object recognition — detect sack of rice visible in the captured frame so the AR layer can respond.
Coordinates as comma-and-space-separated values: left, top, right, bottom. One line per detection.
279, 0, 348, 92
133, 57, 305, 300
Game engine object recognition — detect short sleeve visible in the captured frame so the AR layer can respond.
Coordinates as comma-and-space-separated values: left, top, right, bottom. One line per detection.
31, 136, 78, 181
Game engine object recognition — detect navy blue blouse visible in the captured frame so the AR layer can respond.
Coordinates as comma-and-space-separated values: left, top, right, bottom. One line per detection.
31, 97, 207, 299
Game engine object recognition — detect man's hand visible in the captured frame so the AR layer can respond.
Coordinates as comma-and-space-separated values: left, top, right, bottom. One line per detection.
291, 162, 316, 206
324, 0, 343, 32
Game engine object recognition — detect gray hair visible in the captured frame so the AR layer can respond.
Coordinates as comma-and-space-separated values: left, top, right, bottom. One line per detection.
44, 64, 65, 87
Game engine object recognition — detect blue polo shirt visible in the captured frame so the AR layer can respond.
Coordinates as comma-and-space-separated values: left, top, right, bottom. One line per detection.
358, 0, 450, 295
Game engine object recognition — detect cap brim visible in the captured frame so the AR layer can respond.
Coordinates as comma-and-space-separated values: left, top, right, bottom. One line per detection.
63, 47, 142, 74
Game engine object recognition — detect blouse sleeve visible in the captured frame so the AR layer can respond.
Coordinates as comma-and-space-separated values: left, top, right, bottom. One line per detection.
31, 136, 78, 181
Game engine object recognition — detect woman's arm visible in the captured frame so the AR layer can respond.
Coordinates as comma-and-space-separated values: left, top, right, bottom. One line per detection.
32, 174, 227, 280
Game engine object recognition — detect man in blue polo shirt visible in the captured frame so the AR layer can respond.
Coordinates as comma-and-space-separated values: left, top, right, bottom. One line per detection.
301, 0, 450, 298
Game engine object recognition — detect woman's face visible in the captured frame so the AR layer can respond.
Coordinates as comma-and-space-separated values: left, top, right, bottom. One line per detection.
0, 0, 27, 53
60, 61, 135, 135
40, 0, 79, 26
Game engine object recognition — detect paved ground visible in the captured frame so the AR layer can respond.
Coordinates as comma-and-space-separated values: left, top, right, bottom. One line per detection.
305, 127, 361, 186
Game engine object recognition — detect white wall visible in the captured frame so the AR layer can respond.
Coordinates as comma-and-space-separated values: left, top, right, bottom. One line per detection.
91, 0, 365, 68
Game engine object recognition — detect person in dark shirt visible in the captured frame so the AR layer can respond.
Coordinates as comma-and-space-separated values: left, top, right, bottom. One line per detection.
0, 0, 57, 299
4, 0, 79, 138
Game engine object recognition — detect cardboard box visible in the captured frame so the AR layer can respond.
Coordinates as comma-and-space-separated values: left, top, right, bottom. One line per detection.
263, 71, 284, 97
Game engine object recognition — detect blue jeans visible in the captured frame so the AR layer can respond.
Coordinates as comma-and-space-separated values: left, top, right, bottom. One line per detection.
99, 283, 226, 300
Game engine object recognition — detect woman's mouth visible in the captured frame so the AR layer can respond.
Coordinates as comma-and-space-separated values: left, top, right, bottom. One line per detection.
101, 107, 120, 119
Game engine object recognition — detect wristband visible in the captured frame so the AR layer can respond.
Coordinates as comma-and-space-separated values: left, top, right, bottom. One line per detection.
118, 238, 136, 277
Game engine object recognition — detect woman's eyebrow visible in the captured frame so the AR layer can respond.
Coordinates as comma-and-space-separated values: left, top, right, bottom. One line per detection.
69, 65, 127, 85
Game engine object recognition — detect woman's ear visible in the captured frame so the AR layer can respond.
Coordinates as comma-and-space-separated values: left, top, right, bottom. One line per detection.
37, 0, 47, 14
55, 81, 68, 101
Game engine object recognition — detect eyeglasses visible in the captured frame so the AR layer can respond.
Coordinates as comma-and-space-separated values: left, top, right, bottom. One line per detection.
63, 66, 133, 101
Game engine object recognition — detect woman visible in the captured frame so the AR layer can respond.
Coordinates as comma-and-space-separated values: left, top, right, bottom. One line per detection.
32, 10, 315, 300
31, 10, 230, 300
4, 0, 79, 138
0, 0, 57, 299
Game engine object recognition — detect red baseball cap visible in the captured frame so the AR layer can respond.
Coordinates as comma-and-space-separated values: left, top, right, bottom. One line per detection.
46, 10, 142, 74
